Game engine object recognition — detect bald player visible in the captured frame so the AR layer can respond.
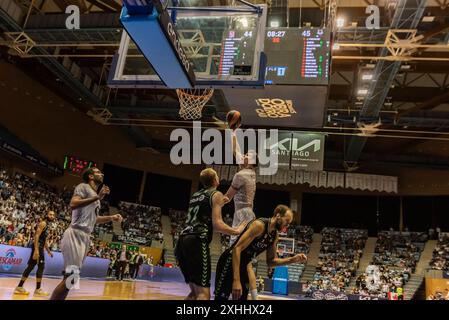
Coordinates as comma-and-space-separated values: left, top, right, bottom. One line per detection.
214, 205, 307, 300
14, 210, 56, 296
50, 167, 122, 300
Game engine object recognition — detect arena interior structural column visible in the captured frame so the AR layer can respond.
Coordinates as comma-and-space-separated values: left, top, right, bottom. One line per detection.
138, 171, 147, 204
290, 191, 302, 225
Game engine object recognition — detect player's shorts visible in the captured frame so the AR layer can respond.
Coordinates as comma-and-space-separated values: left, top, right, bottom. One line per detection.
230, 207, 255, 245
214, 249, 250, 300
27, 246, 45, 266
61, 226, 90, 274
175, 233, 211, 288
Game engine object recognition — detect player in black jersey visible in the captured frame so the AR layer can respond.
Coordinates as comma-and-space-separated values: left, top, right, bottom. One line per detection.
175, 168, 244, 300
214, 205, 307, 300
14, 210, 56, 296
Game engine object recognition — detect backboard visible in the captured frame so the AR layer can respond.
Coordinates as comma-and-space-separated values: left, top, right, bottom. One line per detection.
108, 5, 268, 89
277, 237, 295, 255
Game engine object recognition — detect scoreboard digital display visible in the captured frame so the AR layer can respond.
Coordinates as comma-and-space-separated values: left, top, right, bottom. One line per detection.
219, 30, 257, 77
264, 28, 330, 85
63, 156, 97, 176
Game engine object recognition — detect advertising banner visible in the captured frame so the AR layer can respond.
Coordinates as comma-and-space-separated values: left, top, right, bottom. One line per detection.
222, 85, 327, 129
0, 244, 109, 278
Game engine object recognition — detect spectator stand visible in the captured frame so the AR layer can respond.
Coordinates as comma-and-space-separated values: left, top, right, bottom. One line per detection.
373, 231, 428, 273
0, 168, 71, 252
353, 230, 428, 299
115, 201, 163, 246
306, 228, 368, 293
429, 232, 449, 272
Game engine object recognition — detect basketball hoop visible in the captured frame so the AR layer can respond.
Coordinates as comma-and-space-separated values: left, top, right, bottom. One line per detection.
176, 88, 214, 120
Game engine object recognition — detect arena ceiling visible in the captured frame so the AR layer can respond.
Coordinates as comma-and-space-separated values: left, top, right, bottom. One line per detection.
1, 0, 449, 172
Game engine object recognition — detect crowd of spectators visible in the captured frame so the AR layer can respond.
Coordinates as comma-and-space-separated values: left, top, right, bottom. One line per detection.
286, 224, 313, 254
373, 231, 427, 272
87, 241, 117, 259
429, 233, 449, 271
118, 202, 163, 245
306, 228, 367, 293
350, 230, 425, 299
0, 168, 125, 259
0, 166, 170, 258
352, 265, 410, 299
0, 168, 71, 252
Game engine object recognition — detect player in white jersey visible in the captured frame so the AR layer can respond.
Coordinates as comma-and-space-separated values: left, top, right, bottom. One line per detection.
223, 147, 259, 299
50, 167, 122, 300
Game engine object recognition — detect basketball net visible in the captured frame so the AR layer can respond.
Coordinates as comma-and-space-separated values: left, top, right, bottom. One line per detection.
176, 88, 214, 120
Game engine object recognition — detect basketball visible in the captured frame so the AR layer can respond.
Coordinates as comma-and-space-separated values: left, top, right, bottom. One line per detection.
226, 110, 242, 130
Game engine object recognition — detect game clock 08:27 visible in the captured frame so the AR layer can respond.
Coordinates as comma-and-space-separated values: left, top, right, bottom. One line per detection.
266, 30, 286, 38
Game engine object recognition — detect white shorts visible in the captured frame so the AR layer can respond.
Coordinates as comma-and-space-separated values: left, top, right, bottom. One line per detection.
230, 207, 256, 245
61, 227, 91, 273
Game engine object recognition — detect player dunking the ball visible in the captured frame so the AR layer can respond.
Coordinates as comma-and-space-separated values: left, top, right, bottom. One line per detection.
50, 167, 122, 300
14, 210, 56, 296
223, 109, 259, 299
214, 205, 307, 300
175, 168, 244, 300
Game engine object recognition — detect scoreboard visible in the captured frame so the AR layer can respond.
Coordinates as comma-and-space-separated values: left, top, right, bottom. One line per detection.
219, 30, 257, 77
63, 155, 96, 176
264, 28, 331, 85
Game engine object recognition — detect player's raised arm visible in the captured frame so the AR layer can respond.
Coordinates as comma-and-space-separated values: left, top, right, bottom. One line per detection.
232, 132, 244, 164
226, 110, 243, 165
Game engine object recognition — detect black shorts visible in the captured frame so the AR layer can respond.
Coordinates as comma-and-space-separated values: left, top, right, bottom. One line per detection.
28, 247, 45, 266
214, 249, 250, 300
175, 233, 211, 288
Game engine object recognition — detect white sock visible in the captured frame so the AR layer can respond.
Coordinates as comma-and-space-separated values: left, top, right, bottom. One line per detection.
250, 289, 258, 300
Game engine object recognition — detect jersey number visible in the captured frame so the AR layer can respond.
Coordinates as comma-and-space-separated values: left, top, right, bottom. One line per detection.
187, 205, 200, 224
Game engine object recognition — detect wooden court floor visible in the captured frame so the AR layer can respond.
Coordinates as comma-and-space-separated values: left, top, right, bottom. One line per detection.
0, 276, 292, 300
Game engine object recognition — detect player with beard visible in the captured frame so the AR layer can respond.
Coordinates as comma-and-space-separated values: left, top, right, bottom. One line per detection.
50, 167, 122, 300
214, 205, 307, 300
